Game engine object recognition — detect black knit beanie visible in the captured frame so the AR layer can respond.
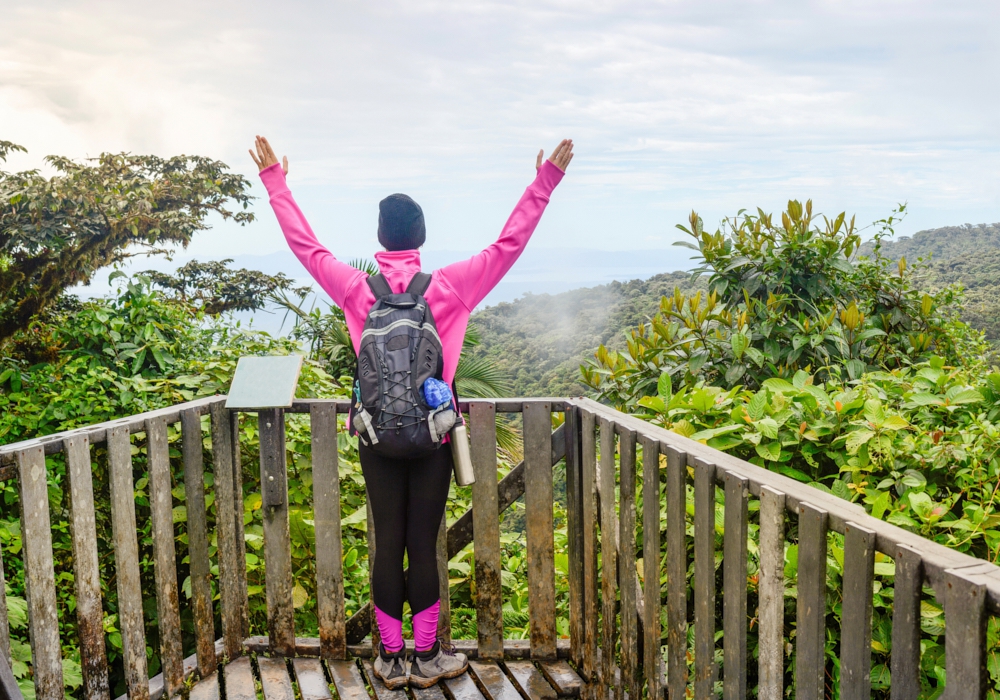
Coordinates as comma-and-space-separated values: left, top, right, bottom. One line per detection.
377, 193, 426, 251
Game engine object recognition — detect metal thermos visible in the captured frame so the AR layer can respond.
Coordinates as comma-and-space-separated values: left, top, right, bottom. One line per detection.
450, 423, 476, 486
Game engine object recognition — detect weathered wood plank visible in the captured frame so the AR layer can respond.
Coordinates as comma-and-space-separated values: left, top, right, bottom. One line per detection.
506, 660, 558, 700
840, 522, 876, 700
17, 447, 63, 700
524, 402, 557, 660
890, 544, 923, 700
106, 428, 149, 700
292, 657, 333, 700
664, 444, 688, 699
640, 436, 661, 700
597, 417, 618, 690
564, 406, 585, 669
539, 660, 583, 697
182, 408, 218, 674
471, 401, 503, 659
580, 409, 599, 685
618, 429, 639, 700
231, 411, 250, 637
258, 408, 295, 656
796, 502, 828, 700
469, 660, 522, 700
311, 403, 346, 659
65, 435, 110, 700
443, 670, 488, 700
0, 550, 8, 667
412, 683, 448, 700
757, 486, 786, 700
361, 659, 408, 700
188, 671, 220, 700
144, 418, 183, 697
222, 656, 257, 700
692, 456, 716, 699
723, 471, 748, 700
437, 509, 452, 643
327, 660, 370, 700
258, 656, 295, 700
210, 402, 243, 660
944, 568, 987, 699
0, 653, 21, 700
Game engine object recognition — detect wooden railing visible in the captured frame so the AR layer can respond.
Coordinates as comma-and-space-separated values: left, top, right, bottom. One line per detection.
0, 396, 998, 698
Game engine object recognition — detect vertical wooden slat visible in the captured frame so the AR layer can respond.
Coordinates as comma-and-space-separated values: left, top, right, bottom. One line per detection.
471, 401, 503, 659
565, 405, 585, 669
258, 407, 295, 656
145, 418, 183, 696
840, 522, 876, 700
944, 568, 987, 699
17, 446, 63, 700
641, 435, 661, 700
311, 403, 346, 659
598, 417, 618, 690
231, 410, 250, 637
795, 503, 828, 700
210, 402, 243, 660
618, 429, 639, 700
0, 546, 9, 667
367, 498, 381, 653
65, 435, 110, 700
891, 544, 923, 700
723, 472, 748, 700
664, 445, 687, 699
692, 457, 716, 700
182, 408, 218, 673
107, 427, 150, 700
437, 509, 452, 644
757, 486, 785, 700
580, 409, 599, 685
524, 401, 556, 660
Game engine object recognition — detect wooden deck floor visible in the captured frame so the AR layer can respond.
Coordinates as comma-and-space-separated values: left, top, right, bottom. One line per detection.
186, 652, 584, 700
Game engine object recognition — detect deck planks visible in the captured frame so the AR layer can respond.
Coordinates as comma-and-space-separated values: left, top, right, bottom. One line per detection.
412, 683, 449, 700
222, 656, 257, 700
258, 656, 295, 700
506, 660, 557, 700
538, 660, 583, 697
291, 657, 332, 700
328, 660, 370, 700
469, 660, 523, 700
443, 671, 488, 700
189, 671, 220, 700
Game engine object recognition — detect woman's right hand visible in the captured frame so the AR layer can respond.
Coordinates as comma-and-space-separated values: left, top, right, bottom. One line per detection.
536, 139, 574, 172
249, 135, 289, 175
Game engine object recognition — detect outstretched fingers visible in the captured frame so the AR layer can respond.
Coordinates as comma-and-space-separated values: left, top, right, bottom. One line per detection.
547, 139, 574, 171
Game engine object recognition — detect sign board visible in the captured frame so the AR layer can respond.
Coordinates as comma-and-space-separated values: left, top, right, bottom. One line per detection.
225, 355, 304, 410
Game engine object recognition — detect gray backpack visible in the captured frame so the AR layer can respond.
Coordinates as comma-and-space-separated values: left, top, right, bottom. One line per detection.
350, 272, 457, 458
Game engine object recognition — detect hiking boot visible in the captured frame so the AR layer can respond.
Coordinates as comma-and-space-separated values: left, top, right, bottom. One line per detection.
373, 643, 409, 689
409, 640, 468, 688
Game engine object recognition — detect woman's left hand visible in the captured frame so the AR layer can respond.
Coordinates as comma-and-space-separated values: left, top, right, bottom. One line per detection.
249, 135, 289, 175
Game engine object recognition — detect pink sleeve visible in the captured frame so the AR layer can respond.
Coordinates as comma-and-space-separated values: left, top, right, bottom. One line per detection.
437, 161, 564, 310
259, 163, 366, 308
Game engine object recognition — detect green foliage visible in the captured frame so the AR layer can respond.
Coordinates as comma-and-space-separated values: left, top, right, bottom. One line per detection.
0, 140, 254, 343
145, 259, 307, 315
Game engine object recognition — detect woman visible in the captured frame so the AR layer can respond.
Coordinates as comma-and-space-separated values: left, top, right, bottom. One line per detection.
250, 135, 573, 688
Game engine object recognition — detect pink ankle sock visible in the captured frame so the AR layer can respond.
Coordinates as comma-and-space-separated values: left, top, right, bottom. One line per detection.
413, 600, 441, 652
374, 605, 404, 653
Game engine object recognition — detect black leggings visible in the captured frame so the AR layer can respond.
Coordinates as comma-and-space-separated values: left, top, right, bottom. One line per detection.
360, 442, 452, 619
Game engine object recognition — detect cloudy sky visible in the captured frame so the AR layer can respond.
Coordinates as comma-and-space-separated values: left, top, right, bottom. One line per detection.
1, 1, 998, 283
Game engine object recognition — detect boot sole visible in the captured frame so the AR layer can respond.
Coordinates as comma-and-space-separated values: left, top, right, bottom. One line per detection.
408, 662, 469, 689
372, 666, 409, 690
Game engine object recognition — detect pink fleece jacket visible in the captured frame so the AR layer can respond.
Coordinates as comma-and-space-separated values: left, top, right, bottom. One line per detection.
259, 161, 565, 382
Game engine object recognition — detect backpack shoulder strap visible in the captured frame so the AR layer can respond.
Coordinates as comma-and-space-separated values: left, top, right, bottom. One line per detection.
405, 272, 432, 296
366, 273, 393, 300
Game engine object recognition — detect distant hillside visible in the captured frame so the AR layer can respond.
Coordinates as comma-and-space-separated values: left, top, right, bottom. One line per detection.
473, 221, 1000, 397
468, 271, 703, 396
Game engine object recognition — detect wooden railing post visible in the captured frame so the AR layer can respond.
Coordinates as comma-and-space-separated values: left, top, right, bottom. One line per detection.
65, 435, 111, 700
618, 428, 639, 700
664, 445, 688, 699
107, 426, 149, 700
311, 403, 346, 659
598, 417, 618, 691
944, 568, 987, 699
231, 410, 250, 637
258, 408, 295, 656
692, 456, 717, 699
564, 405, 585, 669
640, 435, 661, 700
524, 402, 556, 660
722, 471, 748, 700
891, 545, 923, 700
796, 503, 828, 700
211, 402, 244, 661
17, 446, 63, 700
757, 486, 786, 700
840, 522, 876, 699
470, 401, 503, 659
579, 409, 599, 686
